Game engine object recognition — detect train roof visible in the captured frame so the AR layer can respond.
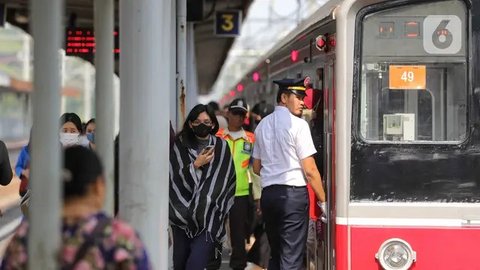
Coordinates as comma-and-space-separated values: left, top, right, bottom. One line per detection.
252, 0, 341, 70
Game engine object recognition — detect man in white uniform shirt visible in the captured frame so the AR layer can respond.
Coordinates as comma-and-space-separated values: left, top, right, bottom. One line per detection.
252, 77, 326, 270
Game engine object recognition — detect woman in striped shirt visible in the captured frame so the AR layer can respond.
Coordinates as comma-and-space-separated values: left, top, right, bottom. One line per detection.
169, 104, 236, 270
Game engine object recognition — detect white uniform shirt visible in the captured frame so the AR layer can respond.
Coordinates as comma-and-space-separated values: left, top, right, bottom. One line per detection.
252, 106, 316, 187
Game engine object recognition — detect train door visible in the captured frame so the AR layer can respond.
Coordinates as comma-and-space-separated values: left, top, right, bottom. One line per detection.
301, 63, 324, 270
305, 55, 336, 270
322, 57, 335, 270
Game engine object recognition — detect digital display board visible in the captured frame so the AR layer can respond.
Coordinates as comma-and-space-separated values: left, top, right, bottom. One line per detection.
66, 28, 120, 57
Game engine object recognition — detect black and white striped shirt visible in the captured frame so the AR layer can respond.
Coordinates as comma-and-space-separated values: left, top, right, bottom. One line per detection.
169, 135, 236, 242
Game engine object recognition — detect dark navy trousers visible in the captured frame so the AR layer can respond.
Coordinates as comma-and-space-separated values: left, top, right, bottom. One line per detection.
261, 185, 309, 270
172, 226, 215, 270
229, 195, 250, 270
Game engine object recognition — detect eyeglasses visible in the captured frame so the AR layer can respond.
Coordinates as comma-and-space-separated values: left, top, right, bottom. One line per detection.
191, 120, 213, 126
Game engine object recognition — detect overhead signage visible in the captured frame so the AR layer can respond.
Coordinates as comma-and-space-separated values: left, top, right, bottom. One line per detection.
389, 65, 426, 90
215, 10, 242, 37
66, 28, 120, 57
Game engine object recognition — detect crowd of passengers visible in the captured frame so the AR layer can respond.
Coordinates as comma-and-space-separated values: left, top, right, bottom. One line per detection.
0, 88, 325, 270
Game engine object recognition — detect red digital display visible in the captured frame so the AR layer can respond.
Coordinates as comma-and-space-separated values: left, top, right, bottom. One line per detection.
404, 21, 420, 38
379, 22, 395, 38
66, 28, 120, 57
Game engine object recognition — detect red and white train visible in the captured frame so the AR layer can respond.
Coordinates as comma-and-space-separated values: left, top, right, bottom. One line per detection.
225, 0, 480, 269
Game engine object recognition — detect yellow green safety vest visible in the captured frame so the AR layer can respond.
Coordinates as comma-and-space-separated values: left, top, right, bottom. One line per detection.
216, 128, 255, 197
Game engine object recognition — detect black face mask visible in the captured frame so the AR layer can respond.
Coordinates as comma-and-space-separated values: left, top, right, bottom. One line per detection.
192, 123, 212, 138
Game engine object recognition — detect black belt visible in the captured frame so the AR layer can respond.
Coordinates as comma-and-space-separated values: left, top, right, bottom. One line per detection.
263, 184, 307, 191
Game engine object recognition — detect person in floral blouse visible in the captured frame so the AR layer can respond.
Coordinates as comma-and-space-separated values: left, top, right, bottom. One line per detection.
1, 146, 151, 270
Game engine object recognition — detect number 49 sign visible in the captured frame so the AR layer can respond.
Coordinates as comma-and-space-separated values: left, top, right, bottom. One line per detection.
389, 65, 426, 90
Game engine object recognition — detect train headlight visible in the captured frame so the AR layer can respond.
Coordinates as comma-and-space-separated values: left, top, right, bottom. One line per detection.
375, 238, 416, 270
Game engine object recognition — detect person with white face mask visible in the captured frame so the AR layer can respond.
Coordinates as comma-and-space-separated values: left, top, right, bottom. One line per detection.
59, 133, 80, 147
59, 112, 87, 148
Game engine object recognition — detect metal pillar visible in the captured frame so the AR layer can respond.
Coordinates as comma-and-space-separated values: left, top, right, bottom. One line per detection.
119, 0, 172, 268
176, 0, 187, 130
170, 0, 177, 129
186, 22, 198, 112
29, 0, 62, 268
94, 0, 115, 215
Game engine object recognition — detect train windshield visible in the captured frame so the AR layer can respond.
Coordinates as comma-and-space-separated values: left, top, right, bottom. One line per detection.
359, 0, 468, 143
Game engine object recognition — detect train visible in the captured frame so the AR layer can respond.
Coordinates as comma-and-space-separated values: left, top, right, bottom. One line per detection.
223, 0, 480, 269
1, 0, 479, 269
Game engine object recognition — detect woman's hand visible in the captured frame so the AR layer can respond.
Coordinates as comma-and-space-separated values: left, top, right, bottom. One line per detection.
193, 147, 214, 169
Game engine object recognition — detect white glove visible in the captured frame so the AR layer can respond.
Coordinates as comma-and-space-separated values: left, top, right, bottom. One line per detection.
317, 201, 326, 213
317, 201, 327, 223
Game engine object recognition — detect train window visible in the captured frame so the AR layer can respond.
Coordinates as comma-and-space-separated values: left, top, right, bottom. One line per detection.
358, 0, 468, 143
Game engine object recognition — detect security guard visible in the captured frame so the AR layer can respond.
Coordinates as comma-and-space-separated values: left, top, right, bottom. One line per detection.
216, 98, 255, 270
252, 77, 326, 270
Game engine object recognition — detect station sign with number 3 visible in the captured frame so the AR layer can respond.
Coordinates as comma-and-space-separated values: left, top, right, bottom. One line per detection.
215, 10, 242, 37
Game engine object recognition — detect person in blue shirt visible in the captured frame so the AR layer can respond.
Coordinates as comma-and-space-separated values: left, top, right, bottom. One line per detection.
15, 132, 31, 196
15, 144, 30, 178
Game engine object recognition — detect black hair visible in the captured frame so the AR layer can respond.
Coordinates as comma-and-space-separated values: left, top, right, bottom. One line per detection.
86, 118, 95, 126
252, 101, 274, 119
63, 146, 103, 199
276, 89, 290, 103
60, 112, 83, 134
207, 101, 220, 112
177, 104, 219, 148
84, 118, 95, 133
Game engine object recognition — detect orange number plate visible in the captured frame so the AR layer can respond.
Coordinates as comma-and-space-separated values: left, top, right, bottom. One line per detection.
389, 65, 426, 90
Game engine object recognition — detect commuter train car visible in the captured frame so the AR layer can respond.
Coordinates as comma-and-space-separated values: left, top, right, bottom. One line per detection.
229, 0, 480, 269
